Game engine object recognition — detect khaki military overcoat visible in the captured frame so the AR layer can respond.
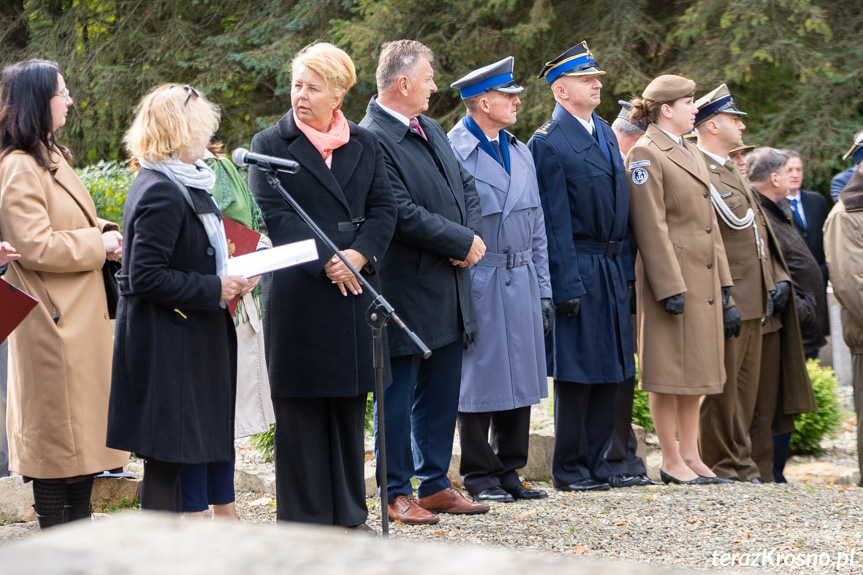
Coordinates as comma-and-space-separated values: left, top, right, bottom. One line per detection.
627, 125, 732, 395
0, 150, 129, 479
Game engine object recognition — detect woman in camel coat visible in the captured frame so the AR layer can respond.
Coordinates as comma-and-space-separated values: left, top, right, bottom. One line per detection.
0, 60, 129, 528
626, 75, 732, 485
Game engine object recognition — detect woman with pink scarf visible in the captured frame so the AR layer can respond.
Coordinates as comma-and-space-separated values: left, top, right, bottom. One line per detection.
248, 42, 396, 533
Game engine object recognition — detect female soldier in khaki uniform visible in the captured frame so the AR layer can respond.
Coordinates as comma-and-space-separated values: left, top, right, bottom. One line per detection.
626, 75, 733, 485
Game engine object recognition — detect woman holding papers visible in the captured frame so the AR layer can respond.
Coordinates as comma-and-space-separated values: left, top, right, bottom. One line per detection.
0, 60, 129, 529
106, 84, 252, 511
249, 42, 396, 532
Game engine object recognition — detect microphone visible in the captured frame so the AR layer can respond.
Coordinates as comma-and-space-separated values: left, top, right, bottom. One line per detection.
232, 148, 300, 174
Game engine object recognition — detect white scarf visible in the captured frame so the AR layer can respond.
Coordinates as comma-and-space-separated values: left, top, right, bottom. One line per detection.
139, 158, 230, 303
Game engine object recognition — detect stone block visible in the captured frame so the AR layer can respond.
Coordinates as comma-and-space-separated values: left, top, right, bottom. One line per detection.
233, 464, 276, 495
0, 513, 698, 575
90, 477, 142, 513
0, 476, 35, 522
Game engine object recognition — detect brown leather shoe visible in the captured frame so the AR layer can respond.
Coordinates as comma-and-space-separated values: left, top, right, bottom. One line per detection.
417, 487, 490, 515
387, 495, 439, 525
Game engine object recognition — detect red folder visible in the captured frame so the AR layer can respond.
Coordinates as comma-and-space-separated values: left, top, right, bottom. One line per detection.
223, 217, 262, 315
1, 277, 38, 341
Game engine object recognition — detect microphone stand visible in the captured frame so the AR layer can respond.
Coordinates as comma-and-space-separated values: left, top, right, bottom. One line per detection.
256, 166, 431, 539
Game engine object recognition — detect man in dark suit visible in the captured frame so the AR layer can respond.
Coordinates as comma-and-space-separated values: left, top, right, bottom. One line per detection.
360, 39, 489, 525
528, 42, 644, 492
784, 150, 829, 359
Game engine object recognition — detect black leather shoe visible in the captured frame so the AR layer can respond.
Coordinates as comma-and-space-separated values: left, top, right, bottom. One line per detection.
698, 475, 735, 484
660, 469, 713, 485
608, 474, 641, 488
634, 474, 663, 486
555, 479, 611, 492
472, 486, 515, 503
504, 484, 548, 500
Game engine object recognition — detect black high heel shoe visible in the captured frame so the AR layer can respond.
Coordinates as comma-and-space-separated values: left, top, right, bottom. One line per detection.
660, 469, 712, 485
698, 475, 735, 484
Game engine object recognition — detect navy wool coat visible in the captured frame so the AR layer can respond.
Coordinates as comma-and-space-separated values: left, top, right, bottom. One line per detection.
249, 111, 397, 398
359, 98, 482, 356
527, 104, 635, 384
107, 170, 237, 464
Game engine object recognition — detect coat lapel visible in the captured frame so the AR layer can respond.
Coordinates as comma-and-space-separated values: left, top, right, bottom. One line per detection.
553, 104, 612, 176
648, 125, 709, 185
501, 135, 527, 220
279, 113, 351, 212
52, 159, 98, 227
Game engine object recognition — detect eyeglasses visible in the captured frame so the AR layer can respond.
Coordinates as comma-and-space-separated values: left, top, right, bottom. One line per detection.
54, 88, 70, 100
172, 84, 200, 107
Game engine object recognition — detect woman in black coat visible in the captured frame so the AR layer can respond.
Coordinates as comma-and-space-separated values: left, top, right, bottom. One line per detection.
249, 42, 396, 532
107, 84, 252, 511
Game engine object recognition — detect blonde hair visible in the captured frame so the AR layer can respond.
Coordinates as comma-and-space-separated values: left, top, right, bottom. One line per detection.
291, 43, 357, 100
124, 84, 220, 164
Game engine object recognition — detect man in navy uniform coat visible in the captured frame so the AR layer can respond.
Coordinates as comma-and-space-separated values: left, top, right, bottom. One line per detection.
360, 39, 489, 525
448, 57, 553, 503
528, 42, 646, 491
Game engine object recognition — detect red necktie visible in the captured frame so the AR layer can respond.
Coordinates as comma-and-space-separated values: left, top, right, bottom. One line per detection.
409, 117, 427, 141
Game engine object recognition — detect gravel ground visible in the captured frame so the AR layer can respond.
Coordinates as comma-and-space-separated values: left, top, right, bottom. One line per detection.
4, 388, 862, 573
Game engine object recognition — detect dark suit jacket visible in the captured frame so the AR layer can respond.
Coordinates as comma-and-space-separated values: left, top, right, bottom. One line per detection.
792, 190, 829, 282
248, 111, 397, 397
359, 97, 482, 356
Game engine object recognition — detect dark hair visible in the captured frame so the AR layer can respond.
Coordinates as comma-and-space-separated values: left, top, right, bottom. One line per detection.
747, 147, 789, 183
0, 59, 71, 169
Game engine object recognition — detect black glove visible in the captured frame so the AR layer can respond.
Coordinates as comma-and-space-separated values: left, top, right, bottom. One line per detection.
541, 298, 554, 337
664, 293, 684, 315
556, 297, 581, 319
628, 281, 637, 315
723, 305, 742, 338
771, 281, 791, 313
721, 286, 732, 309
463, 331, 473, 350
762, 292, 775, 326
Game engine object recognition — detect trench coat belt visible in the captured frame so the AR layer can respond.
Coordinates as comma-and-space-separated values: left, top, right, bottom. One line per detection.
479, 249, 532, 269
338, 217, 366, 232
116, 273, 131, 295
574, 239, 624, 256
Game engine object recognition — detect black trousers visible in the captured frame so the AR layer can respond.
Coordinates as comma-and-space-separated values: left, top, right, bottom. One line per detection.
602, 377, 646, 476
273, 394, 367, 527
457, 406, 531, 495
551, 380, 617, 486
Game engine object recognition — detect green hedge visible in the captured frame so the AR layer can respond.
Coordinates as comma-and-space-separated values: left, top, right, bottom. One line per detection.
75, 160, 133, 226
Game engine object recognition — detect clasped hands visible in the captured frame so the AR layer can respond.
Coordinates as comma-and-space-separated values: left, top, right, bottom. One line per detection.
449, 235, 486, 268
325, 248, 369, 296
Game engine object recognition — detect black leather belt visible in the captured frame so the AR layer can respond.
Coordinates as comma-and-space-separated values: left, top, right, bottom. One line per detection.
574, 239, 623, 256
338, 217, 365, 232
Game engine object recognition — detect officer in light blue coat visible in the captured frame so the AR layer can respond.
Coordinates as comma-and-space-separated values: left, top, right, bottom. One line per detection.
448, 57, 553, 503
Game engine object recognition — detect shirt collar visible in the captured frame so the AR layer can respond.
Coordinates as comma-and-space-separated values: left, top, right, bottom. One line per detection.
697, 146, 728, 166
658, 127, 681, 144
375, 99, 411, 127
572, 114, 595, 134
787, 190, 801, 201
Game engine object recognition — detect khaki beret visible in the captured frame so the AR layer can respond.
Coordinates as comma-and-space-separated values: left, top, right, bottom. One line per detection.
642, 75, 696, 102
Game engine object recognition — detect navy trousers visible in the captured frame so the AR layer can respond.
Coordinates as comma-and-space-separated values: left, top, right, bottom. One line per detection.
602, 377, 646, 476
375, 339, 462, 503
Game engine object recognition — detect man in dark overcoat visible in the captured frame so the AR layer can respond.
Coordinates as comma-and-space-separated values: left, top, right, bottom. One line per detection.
527, 42, 641, 491
448, 57, 553, 503
359, 39, 489, 524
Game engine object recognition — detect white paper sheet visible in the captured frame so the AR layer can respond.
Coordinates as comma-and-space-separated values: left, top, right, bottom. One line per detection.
224, 239, 318, 278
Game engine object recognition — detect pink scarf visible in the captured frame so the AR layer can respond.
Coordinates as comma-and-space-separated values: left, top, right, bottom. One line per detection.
293, 109, 350, 165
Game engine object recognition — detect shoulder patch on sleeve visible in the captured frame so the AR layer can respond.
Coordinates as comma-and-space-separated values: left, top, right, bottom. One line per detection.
628, 160, 651, 169
631, 168, 649, 185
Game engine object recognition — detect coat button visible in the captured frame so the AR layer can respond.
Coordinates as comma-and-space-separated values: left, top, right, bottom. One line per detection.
706, 227, 712, 234
505, 279, 512, 287
707, 262, 713, 269
708, 298, 715, 305
703, 192, 709, 198
503, 246, 511, 254
207, 247, 215, 256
